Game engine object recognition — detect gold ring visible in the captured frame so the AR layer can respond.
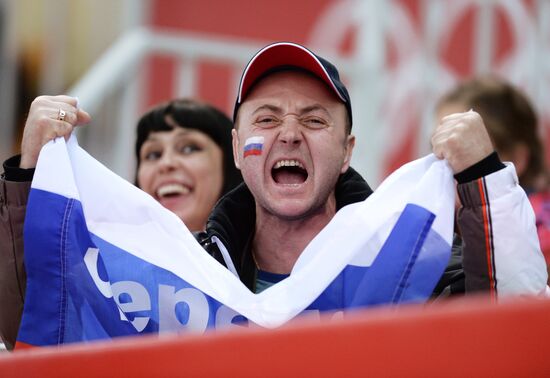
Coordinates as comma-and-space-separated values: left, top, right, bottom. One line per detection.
58, 108, 66, 121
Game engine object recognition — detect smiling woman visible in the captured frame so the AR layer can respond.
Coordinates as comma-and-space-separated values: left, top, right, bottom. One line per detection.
134, 99, 242, 231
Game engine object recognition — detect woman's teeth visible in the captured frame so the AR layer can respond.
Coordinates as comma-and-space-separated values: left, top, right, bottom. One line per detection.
157, 183, 190, 198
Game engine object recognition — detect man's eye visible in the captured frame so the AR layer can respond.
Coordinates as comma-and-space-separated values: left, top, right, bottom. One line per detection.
256, 116, 279, 126
180, 144, 201, 154
302, 117, 328, 128
144, 151, 162, 161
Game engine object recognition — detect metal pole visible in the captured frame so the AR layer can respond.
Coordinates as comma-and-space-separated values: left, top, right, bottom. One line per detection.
474, 0, 494, 75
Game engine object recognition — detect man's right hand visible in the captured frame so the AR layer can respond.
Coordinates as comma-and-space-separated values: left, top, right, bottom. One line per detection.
20, 95, 91, 169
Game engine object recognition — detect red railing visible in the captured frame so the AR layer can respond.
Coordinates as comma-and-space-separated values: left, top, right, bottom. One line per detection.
1, 296, 549, 377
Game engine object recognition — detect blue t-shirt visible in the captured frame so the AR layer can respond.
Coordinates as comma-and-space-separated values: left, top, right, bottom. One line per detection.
255, 269, 289, 293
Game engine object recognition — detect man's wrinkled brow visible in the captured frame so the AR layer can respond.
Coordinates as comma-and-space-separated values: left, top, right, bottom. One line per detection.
299, 105, 331, 117
251, 104, 331, 117
251, 104, 283, 116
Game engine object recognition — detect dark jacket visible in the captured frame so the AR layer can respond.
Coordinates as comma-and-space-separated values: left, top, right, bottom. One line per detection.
197, 166, 468, 294
0, 174, 30, 350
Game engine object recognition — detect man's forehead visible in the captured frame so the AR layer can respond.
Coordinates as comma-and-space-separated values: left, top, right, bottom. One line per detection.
241, 70, 344, 108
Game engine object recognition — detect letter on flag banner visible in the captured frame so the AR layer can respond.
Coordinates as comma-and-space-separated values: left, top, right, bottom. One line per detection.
17, 136, 455, 347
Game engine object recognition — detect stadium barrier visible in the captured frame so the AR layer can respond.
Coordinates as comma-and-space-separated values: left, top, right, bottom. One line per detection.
1, 295, 549, 376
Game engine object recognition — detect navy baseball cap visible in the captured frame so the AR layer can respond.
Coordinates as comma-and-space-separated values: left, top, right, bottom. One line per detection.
233, 42, 353, 128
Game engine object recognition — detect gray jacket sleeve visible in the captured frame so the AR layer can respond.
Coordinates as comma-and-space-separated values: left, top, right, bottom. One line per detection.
0, 177, 30, 350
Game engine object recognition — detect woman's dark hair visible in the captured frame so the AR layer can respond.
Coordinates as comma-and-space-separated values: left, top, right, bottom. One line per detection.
135, 98, 242, 196
437, 76, 547, 189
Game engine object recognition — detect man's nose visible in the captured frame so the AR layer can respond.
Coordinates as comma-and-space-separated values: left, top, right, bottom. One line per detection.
278, 117, 303, 146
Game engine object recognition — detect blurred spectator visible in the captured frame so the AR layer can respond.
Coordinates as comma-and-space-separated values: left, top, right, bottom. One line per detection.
436, 76, 550, 263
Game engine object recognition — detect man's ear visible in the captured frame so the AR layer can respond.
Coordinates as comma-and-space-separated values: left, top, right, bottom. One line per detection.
232, 129, 241, 170
341, 134, 355, 173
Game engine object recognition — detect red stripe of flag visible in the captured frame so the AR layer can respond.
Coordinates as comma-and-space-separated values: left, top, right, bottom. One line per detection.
244, 149, 262, 157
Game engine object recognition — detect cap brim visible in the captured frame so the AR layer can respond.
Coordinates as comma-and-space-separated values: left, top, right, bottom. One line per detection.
237, 42, 345, 103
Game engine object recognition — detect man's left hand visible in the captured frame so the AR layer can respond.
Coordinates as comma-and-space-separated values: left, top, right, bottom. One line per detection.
431, 110, 494, 174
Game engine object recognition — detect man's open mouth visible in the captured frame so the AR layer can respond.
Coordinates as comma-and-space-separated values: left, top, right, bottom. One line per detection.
271, 159, 308, 185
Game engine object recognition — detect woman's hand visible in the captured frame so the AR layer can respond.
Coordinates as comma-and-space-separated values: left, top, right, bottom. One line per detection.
20, 95, 91, 168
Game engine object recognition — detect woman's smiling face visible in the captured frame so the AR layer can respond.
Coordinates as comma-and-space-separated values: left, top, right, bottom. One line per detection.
137, 126, 223, 231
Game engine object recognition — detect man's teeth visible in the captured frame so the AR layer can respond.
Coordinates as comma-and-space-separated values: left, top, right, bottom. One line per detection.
157, 183, 190, 197
274, 160, 304, 169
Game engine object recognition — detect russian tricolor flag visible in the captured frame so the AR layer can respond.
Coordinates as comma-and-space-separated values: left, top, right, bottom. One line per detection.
17, 136, 455, 347
243, 136, 264, 157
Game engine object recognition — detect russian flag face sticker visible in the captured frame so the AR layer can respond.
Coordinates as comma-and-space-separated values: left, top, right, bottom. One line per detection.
243, 136, 264, 158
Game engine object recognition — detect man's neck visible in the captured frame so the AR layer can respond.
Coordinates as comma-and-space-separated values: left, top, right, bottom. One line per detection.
252, 197, 337, 274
